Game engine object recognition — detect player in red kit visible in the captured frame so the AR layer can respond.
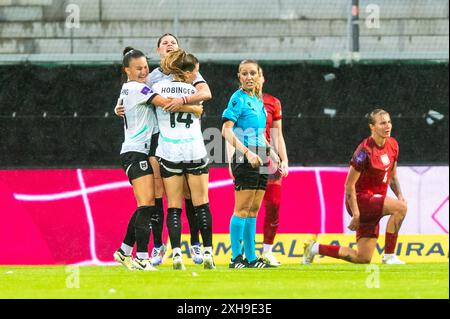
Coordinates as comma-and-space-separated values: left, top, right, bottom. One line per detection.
260, 67, 289, 266
303, 109, 407, 265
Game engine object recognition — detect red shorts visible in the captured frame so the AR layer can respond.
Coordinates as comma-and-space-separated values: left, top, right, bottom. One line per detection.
346, 193, 385, 241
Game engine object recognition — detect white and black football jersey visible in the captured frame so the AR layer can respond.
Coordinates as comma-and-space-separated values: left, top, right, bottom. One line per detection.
152, 80, 207, 162
119, 81, 158, 155
146, 67, 206, 88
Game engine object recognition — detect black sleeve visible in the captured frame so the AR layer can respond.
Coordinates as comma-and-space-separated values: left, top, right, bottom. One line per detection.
146, 93, 160, 105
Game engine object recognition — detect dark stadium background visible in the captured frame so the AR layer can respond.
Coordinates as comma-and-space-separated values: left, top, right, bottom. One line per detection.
0, 61, 447, 168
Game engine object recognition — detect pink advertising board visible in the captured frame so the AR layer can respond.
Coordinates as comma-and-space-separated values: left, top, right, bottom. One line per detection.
0, 167, 347, 265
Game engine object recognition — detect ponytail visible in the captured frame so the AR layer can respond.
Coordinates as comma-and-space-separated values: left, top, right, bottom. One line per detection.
121, 46, 146, 83
161, 48, 197, 82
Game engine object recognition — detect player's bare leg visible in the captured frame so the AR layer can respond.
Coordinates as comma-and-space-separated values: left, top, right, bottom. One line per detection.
303, 237, 377, 264
248, 189, 265, 219
381, 196, 407, 264
337, 238, 377, 264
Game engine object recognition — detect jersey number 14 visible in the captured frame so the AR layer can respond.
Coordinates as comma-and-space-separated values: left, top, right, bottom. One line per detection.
170, 112, 193, 128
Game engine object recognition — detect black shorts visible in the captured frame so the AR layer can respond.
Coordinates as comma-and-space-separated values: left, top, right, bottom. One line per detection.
149, 133, 159, 157
120, 152, 153, 184
159, 157, 210, 178
231, 147, 269, 191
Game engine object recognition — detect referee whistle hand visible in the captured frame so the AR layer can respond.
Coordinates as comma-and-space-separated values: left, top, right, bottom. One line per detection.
247, 151, 263, 168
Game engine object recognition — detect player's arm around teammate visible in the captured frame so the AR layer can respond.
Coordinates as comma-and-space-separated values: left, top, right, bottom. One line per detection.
115, 34, 212, 265
155, 34, 212, 112
113, 47, 159, 271
152, 35, 212, 263
152, 49, 215, 270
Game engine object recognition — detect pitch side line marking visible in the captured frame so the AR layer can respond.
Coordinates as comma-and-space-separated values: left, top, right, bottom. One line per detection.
77, 169, 99, 264
13, 168, 344, 201
431, 196, 449, 234
315, 169, 326, 234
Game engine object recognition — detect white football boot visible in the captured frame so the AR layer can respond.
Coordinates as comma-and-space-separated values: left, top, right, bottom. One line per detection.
173, 254, 186, 270
382, 254, 406, 264
113, 249, 134, 270
303, 240, 317, 265
150, 244, 167, 266
262, 252, 281, 267
203, 252, 216, 270
190, 244, 204, 264
131, 258, 158, 271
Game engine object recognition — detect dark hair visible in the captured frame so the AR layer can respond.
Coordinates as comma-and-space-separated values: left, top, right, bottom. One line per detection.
157, 33, 179, 48
161, 49, 198, 82
122, 46, 146, 67
121, 46, 147, 82
368, 109, 389, 125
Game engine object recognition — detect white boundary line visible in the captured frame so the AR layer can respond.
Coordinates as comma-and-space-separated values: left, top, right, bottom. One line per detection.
77, 169, 99, 264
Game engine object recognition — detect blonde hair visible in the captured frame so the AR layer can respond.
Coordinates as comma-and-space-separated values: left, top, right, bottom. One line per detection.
161, 49, 198, 82
368, 109, 390, 125
238, 59, 262, 99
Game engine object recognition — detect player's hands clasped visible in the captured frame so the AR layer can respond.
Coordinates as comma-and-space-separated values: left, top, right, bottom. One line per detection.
163, 97, 184, 112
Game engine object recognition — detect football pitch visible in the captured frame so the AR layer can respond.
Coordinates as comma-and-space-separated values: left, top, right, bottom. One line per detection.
0, 263, 448, 299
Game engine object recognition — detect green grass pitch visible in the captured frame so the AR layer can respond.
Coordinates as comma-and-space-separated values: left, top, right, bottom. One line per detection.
0, 263, 447, 299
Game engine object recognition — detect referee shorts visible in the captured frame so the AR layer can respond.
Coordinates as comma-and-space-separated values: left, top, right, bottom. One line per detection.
231, 147, 269, 191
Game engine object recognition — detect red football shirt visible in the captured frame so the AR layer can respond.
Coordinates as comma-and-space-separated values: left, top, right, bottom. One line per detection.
350, 136, 399, 196
263, 93, 282, 142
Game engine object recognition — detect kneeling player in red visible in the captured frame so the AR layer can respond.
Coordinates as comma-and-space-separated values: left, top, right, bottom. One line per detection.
303, 109, 407, 265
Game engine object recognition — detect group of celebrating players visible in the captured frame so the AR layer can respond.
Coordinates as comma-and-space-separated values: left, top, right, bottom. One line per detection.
113, 33, 407, 271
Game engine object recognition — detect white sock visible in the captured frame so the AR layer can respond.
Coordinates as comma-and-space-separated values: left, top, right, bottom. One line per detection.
136, 252, 149, 260
173, 247, 182, 257
384, 253, 394, 258
311, 242, 319, 255
204, 246, 212, 254
263, 244, 273, 253
120, 243, 133, 256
